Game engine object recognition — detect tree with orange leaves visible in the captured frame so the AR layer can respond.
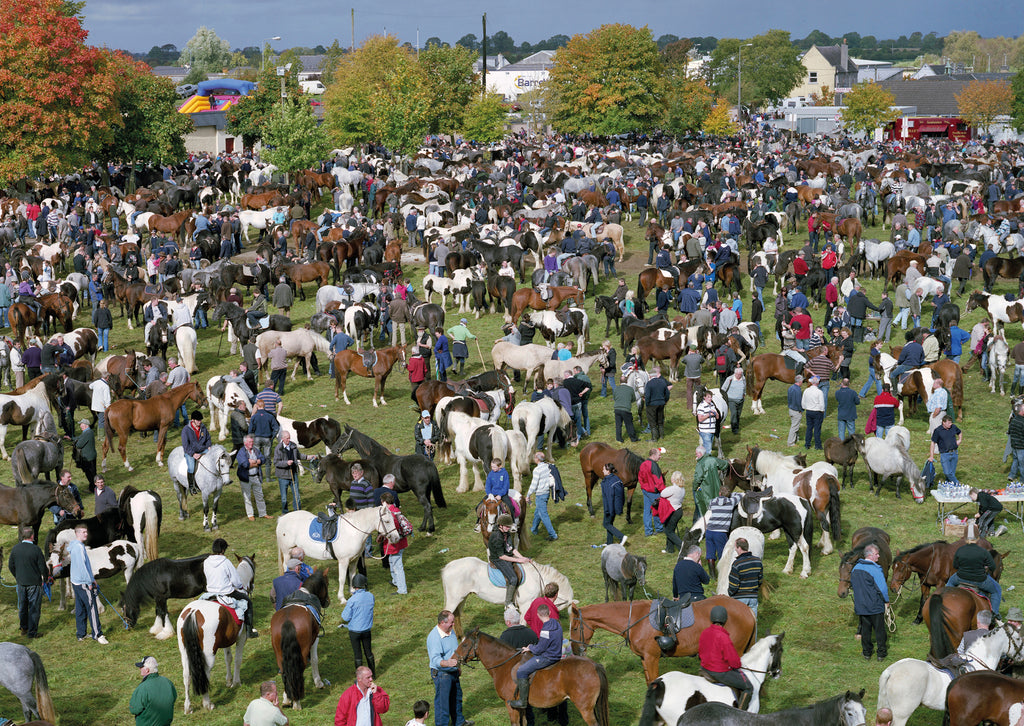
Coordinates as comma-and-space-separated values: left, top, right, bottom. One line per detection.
956, 79, 1013, 137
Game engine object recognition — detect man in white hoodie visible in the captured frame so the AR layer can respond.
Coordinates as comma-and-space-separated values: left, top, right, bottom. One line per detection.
203, 538, 258, 639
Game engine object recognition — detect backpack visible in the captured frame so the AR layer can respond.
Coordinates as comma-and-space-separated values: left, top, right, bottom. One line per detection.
715, 346, 729, 374
393, 509, 414, 538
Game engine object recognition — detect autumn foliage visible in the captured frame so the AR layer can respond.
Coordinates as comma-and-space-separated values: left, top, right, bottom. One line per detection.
956, 79, 1013, 135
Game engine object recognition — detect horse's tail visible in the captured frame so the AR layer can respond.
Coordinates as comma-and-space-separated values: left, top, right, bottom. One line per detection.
594, 662, 611, 726
637, 678, 664, 726
928, 592, 955, 659
280, 618, 306, 704
182, 610, 210, 697
951, 367, 963, 416
827, 475, 842, 541
635, 275, 645, 314
430, 468, 447, 509
10, 446, 29, 486
140, 495, 160, 561
28, 649, 56, 723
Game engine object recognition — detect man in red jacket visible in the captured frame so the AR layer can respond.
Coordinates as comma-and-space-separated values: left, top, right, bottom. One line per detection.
793, 252, 808, 288
698, 605, 753, 710
335, 666, 390, 726
789, 307, 813, 351
408, 345, 428, 402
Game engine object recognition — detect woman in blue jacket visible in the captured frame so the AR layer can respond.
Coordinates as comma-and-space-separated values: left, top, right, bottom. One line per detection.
600, 463, 626, 545
433, 326, 451, 382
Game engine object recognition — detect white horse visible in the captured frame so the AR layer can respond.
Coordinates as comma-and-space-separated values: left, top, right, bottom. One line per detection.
510, 397, 575, 459
492, 342, 565, 391
715, 527, 766, 594
167, 445, 233, 532
640, 634, 785, 723
855, 435, 925, 501
206, 376, 252, 442
878, 625, 1024, 726
255, 329, 331, 381
120, 487, 162, 562
506, 428, 531, 492
0, 383, 51, 460
539, 349, 608, 384
989, 333, 1010, 395
174, 324, 198, 374
858, 239, 895, 277
315, 283, 378, 313
437, 411, 510, 493
422, 270, 474, 312
911, 276, 945, 300
238, 209, 277, 241
275, 505, 400, 605
441, 556, 574, 637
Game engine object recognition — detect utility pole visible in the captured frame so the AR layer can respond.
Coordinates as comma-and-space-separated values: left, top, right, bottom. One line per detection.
481, 13, 487, 99
417, 27, 420, 61
350, 8, 355, 53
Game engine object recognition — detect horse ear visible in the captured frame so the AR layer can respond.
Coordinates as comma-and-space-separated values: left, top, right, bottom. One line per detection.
999, 550, 1011, 561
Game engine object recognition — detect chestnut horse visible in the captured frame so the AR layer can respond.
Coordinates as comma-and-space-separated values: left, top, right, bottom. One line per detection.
276, 261, 330, 300
568, 595, 756, 683
455, 629, 610, 726
578, 442, 645, 521
817, 212, 862, 247
331, 346, 406, 406
836, 527, 892, 599
509, 286, 583, 325
98, 350, 140, 398
749, 345, 843, 414
146, 210, 193, 245
272, 569, 330, 710
944, 671, 1024, 726
8, 294, 74, 347
637, 331, 685, 381
102, 266, 149, 328
923, 586, 992, 659
102, 380, 207, 471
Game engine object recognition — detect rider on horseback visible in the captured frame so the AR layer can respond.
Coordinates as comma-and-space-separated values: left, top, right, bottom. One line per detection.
509, 603, 563, 710
488, 514, 531, 608
698, 605, 753, 711
17, 279, 41, 320
202, 537, 259, 640
182, 410, 211, 496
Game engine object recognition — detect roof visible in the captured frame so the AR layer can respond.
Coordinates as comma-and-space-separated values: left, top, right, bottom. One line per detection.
814, 44, 853, 73
298, 55, 326, 74
878, 78, 969, 116
503, 50, 556, 72
151, 66, 185, 77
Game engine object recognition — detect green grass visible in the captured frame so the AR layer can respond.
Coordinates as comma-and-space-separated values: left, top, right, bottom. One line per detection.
0, 214, 1016, 726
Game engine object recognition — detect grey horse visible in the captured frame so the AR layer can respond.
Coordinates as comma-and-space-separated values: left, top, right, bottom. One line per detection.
10, 411, 62, 485
167, 444, 233, 532
600, 543, 647, 601
0, 642, 56, 722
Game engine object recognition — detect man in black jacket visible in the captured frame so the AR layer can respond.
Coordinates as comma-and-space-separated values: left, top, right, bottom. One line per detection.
644, 367, 672, 442
8, 527, 48, 637
847, 284, 880, 343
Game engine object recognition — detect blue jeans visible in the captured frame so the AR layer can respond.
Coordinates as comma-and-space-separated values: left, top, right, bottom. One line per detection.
278, 476, 300, 514
601, 372, 615, 396
699, 431, 715, 453
530, 493, 556, 539
389, 549, 407, 594
893, 308, 910, 329
98, 328, 109, 351
432, 670, 467, 726
805, 410, 824, 448
603, 512, 624, 544
1013, 365, 1024, 389
838, 419, 856, 441
859, 367, 881, 398
0, 306, 7, 329
642, 489, 663, 536
706, 530, 729, 560
194, 309, 208, 328
939, 452, 959, 483
947, 573, 1001, 614
72, 583, 102, 639
173, 404, 187, 428
515, 655, 559, 680
1011, 449, 1024, 481
876, 425, 891, 439
818, 381, 830, 414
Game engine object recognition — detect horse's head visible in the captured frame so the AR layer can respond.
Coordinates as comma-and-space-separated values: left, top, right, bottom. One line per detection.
376, 503, 402, 544
888, 550, 911, 593
991, 548, 1010, 582
629, 554, 648, 589
840, 690, 867, 726
333, 427, 355, 455
305, 568, 331, 609
234, 554, 256, 594
55, 484, 83, 519
454, 627, 480, 666
837, 550, 858, 599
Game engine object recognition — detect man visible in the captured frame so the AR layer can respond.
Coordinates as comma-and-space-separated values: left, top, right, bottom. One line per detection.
805, 349, 836, 410
272, 276, 294, 317
509, 604, 563, 709
673, 545, 710, 601
68, 418, 95, 492
236, 435, 269, 521
204, 537, 259, 639
922, 329, 941, 365
682, 342, 703, 411
890, 335, 925, 388
256, 382, 283, 417
70, 523, 108, 644
847, 284, 879, 342
271, 558, 305, 611
946, 524, 1002, 616
787, 375, 804, 446
835, 378, 860, 441
129, 656, 177, 726
8, 527, 47, 638
698, 605, 753, 711
182, 410, 212, 495
599, 339, 617, 397
705, 486, 741, 572
335, 666, 390, 726
244, 680, 288, 726
970, 486, 1005, 539
274, 431, 313, 515
166, 358, 190, 428
926, 378, 949, 436
851, 543, 889, 661
877, 291, 894, 343
958, 610, 993, 656
249, 401, 280, 463
427, 610, 474, 726
693, 445, 729, 523
721, 366, 745, 435
929, 415, 962, 484
643, 367, 671, 442
268, 339, 288, 395
90, 371, 112, 433
638, 447, 666, 537
728, 538, 763, 623
93, 475, 117, 516
49, 469, 83, 524
612, 373, 639, 443
802, 376, 825, 450
696, 390, 719, 454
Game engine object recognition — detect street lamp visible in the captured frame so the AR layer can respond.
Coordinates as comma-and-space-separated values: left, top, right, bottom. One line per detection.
262, 36, 281, 71
737, 42, 753, 112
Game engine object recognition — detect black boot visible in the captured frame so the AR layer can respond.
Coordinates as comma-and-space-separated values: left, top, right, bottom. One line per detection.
509, 677, 530, 709
244, 602, 259, 639
737, 690, 752, 711
187, 470, 199, 495
366, 654, 376, 677
505, 583, 517, 608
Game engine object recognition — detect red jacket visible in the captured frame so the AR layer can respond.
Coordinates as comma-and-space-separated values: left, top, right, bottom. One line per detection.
698, 623, 742, 672
407, 356, 427, 384
825, 283, 839, 305
793, 257, 808, 276
381, 504, 408, 555
524, 596, 560, 636
638, 459, 665, 494
335, 683, 390, 726
790, 313, 813, 340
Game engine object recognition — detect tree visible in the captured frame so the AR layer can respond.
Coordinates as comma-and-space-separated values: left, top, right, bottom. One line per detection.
319, 39, 345, 87
419, 44, 477, 135
0, 0, 120, 181
490, 31, 515, 55
943, 31, 982, 67
706, 30, 804, 109
226, 61, 302, 149
182, 66, 207, 85
956, 79, 1013, 136
424, 36, 446, 49
702, 98, 737, 136
656, 34, 680, 49
665, 77, 715, 135
661, 38, 693, 72
462, 93, 508, 142
546, 23, 664, 135
808, 85, 835, 106
840, 81, 898, 136
260, 100, 330, 179
1012, 72, 1024, 132
370, 63, 433, 156
180, 26, 231, 74
456, 34, 479, 51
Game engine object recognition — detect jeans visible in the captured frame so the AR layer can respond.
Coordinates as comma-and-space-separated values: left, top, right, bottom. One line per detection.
98, 328, 110, 351
939, 451, 959, 483
600, 373, 615, 396
173, 404, 187, 428
271, 367, 286, 394
1013, 365, 1024, 389
699, 431, 715, 453
664, 508, 684, 553
194, 309, 208, 328
947, 573, 1001, 614
603, 512, 624, 544
727, 398, 743, 433
805, 410, 823, 448
795, 338, 810, 351
16, 584, 42, 636
1011, 448, 1024, 481
278, 476, 300, 514
571, 403, 584, 437
876, 425, 891, 439
239, 475, 267, 517
389, 549, 407, 594
818, 381, 830, 414
432, 670, 467, 726
893, 308, 910, 329
859, 368, 882, 398
838, 419, 856, 441
72, 582, 103, 639
642, 489, 663, 536
530, 493, 556, 539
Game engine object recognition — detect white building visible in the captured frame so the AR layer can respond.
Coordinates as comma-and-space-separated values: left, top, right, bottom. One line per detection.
485, 50, 556, 101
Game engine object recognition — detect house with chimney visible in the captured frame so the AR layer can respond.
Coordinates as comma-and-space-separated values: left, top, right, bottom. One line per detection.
789, 40, 901, 103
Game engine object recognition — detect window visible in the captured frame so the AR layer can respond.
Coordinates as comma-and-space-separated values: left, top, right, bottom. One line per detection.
809, 72, 818, 84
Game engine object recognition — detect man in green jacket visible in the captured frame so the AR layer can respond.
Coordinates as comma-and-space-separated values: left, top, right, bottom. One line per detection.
446, 318, 477, 375
71, 418, 97, 489
693, 445, 729, 522
130, 656, 177, 726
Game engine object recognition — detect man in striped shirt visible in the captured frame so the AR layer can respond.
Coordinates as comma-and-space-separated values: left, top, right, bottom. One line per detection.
805, 349, 836, 414
728, 538, 763, 632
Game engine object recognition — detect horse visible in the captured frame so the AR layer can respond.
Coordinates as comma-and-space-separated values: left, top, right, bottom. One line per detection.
441, 556, 574, 637
944, 671, 1024, 726
176, 554, 256, 713
331, 345, 406, 406
275, 504, 400, 605
600, 543, 647, 601
476, 493, 529, 552
310, 453, 380, 505
0, 643, 57, 724
923, 587, 992, 659
854, 435, 925, 500
966, 290, 1024, 337
211, 301, 293, 346
748, 346, 842, 414
578, 442, 644, 522
436, 410, 510, 493
146, 317, 170, 360
988, 333, 1010, 395
118, 486, 162, 562
333, 425, 446, 533
823, 436, 859, 490
272, 569, 330, 710
205, 375, 252, 442
455, 629, 610, 726
8, 294, 74, 347
47, 539, 143, 611
167, 445, 233, 532
491, 342, 563, 392
568, 596, 756, 683
0, 383, 52, 460
120, 554, 209, 639
11, 427, 63, 486
715, 528, 766, 593
102, 379, 207, 470
510, 397, 576, 459
0, 481, 81, 540
837, 527, 892, 599
255, 330, 330, 381
275, 261, 330, 300
877, 624, 1024, 726
890, 538, 1005, 624
509, 286, 584, 324
638, 634, 785, 724
676, 690, 867, 726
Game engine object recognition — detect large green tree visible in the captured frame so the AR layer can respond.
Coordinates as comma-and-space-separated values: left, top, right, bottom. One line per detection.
665, 77, 716, 135
462, 93, 508, 143
419, 44, 477, 135
260, 100, 330, 178
840, 81, 899, 136
369, 64, 433, 156
956, 79, 1013, 136
226, 61, 302, 149
1012, 72, 1024, 132
545, 23, 664, 135
706, 30, 804, 109
180, 26, 231, 74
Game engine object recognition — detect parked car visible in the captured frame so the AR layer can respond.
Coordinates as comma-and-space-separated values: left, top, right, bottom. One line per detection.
176, 84, 198, 98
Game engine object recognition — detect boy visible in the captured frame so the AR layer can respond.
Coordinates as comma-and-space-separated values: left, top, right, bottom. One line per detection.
405, 699, 430, 726
970, 487, 1006, 538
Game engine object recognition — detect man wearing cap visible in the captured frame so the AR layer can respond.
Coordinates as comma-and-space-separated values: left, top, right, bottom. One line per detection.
130, 655, 177, 726
71, 418, 97, 487
271, 559, 305, 610
182, 410, 212, 495
415, 410, 436, 460
699, 604, 754, 710
946, 524, 1002, 616
958, 609, 993, 655
446, 319, 476, 376
272, 275, 293, 317
851, 543, 889, 661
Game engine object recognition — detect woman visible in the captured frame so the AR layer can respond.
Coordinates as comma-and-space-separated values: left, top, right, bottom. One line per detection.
599, 463, 626, 546
619, 290, 636, 322
659, 471, 687, 554
526, 452, 558, 541
340, 573, 377, 675
379, 491, 408, 595
838, 328, 855, 380
433, 326, 451, 382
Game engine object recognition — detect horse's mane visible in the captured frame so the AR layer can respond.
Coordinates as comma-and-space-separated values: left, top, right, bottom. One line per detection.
346, 427, 392, 456
531, 562, 572, 599
898, 540, 947, 558
118, 485, 141, 508
621, 449, 645, 481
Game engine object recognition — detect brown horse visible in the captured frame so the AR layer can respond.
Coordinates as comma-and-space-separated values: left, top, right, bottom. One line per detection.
749, 345, 843, 414
8, 294, 74, 347
568, 595, 756, 683
102, 266, 149, 328
890, 538, 1004, 624
884, 250, 929, 292
510, 286, 583, 324
983, 255, 1024, 291
271, 569, 330, 710
637, 331, 685, 381
578, 442, 645, 521
455, 629, 610, 726
923, 586, 991, 659
0, 481, 82, 540
476, 496, 529, 551
331, 346, 406, 406
100, 350, 140, 398
276, 261, 330, 300
146, 210, 193, 244
944, 671, 1024, 726
837, 527, 891, 599
414, 380, 463, 416
102, 380, 207, 471
818, 212, 862, 247
635, 268, 675, 311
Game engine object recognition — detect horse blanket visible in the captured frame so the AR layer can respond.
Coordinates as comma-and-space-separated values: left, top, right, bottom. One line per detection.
487, 562, 525, 587
282, 589, 323, 625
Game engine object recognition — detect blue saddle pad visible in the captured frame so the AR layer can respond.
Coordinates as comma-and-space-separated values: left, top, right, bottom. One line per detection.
257, 315, 271, 329
308, 518, 338, 543
488, 563, 524, 588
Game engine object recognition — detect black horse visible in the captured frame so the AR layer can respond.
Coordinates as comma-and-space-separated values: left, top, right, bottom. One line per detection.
311, 454, 381, 505
120, 554, 209, 634
675, 690, 866, 726
211, 301, 293, 344
146, 317, 170, 360
333, 426, 446, 532
594, 295, 624, 336
43, 508, 126, 555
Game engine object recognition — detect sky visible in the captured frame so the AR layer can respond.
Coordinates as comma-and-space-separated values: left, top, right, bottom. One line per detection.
82, 0, 1022, 53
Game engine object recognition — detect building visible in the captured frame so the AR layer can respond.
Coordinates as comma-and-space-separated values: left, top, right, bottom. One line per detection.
151, 66, 188, 84
183, 110, 239, 155
472, 53, 511, 74
297, 55, 326, 81
485, 50, 556, 101
790, 41, 901, 103
879, 73, 1014, 116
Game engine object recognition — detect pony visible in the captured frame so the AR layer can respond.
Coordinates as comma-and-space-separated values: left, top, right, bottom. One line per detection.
205, 375, 252, 442
47, 539, 143, 611
174, 324, 199, 375
854, 435, 925, 500
569, 596, 756, 683
102, 379, 207, 470
966, 290, 1024, 337
331, 345, 407, 406
118, 486, 162, 562
0, 383, 52, 460
11, 428, 63, 486
167, 442, 233, 530
823, 436, 859, 490
454, 629, 610, 726
436, 410, 510, 493
120, 554, 209, 640
748, 346, 843, 415
510, 398, 576, 459
176, 554, 256, 713
578, 442, 644, 521
837, 527, 892, 599
441, 557, 574, 637
0, 643, 57, 723
256, 330, 330, 381
638, 634, 785, 724
275, 505, 400, 605
943, 671, 1024, 726
0, 481, 81, 540
272, 569, 330, 710
491, 342, 564, 392
211, 301, 292, 345
676, 690, 867, 726
600, 543, 647, 601
509, 286, 584, 325
476, 492, 529, 551
988, 332, 1010, 395
923, 587, 991, 659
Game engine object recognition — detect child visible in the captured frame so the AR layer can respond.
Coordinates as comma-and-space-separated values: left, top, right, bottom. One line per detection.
405, 699, 430, 726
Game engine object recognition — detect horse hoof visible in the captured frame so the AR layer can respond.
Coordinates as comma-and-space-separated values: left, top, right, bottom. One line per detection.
203, 525, 211, 532
178, 514, 185, 521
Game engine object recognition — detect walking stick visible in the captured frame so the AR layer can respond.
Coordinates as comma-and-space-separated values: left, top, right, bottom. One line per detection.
216, 324, 225, 358
475, 337, 488, 371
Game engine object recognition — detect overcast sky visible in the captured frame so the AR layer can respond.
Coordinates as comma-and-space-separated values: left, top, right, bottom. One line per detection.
82, 0, 1021, 53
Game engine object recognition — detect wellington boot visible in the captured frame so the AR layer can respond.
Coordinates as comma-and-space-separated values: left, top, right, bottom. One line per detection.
509, 678, 531, 709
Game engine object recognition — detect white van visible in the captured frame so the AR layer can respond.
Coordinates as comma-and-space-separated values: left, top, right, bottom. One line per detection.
300, 80, 325, 95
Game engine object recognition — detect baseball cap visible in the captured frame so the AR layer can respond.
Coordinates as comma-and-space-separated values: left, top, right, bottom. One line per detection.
421, 410, 431, 418
285, 558, 303, 569
460, 318, 468, 325
135, 656, 158, 670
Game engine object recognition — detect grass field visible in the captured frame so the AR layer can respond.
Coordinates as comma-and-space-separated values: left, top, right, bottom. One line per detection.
0, 211, 1016, 726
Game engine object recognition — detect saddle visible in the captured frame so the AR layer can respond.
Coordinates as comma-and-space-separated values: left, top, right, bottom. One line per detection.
310, 511, 341, 558
927, 652, 970, 677
142, 284, 163, 296
361, 350, 377, 370
957, 584, 993, 611
739, 487, 774, 525
252, 315, 271, 330
282, 589, 323, 625
487, 562, 525, 588
648, 596, 695, 638
199, 594, 243, 625
783, 350, 806, 372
